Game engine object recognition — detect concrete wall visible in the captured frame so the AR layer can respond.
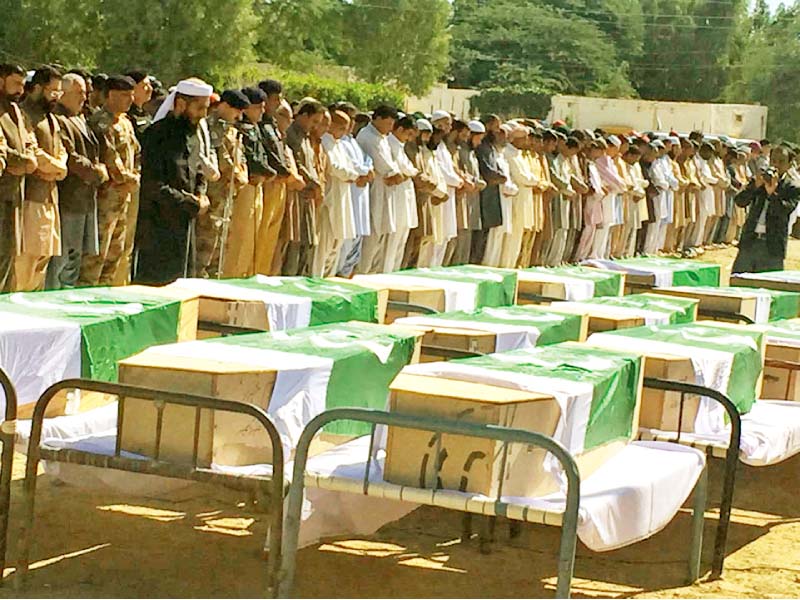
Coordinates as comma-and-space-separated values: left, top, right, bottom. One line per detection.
548, 95, 768, 139
405, 84, 480, 120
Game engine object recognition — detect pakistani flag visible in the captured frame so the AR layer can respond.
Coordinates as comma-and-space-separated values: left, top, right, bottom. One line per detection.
755, 318, 800, 348
364, 265, 517, 311
520, 265, 624, 300
0, 287, 190, 411
553, 293, 698, 326
175, 275, 380, 330
665, 285, 800, 323
589, 322, 764, 433
396, 305, 585, 352
134, 322, 419, 444
405, 344, 642, 454
585, 257, 721, 288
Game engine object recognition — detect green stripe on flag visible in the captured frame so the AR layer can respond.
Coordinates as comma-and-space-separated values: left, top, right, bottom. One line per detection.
616, 257, 721, 287
417, 305, 584, 346
582, 293, 698, 324
763, 289, 800, 321
601, 322, 763, 414
216, 276, 379, 325
453, 344, 642, 450
398, 266, 517, 307
215, 322, 417, 435
0, 287, 182, 381
524, 266, 624, 297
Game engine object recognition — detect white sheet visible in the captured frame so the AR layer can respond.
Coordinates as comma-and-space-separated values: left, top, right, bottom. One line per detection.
588, 333, 737, 436
520, 272, 595, 301
394, 316, 541, 353
583, 259, 674, 287
353, 274, 479, 312
555, 302, 673, 326
0, 313, 82, 412
173, 278, 313, 331
299, 436, 705, 552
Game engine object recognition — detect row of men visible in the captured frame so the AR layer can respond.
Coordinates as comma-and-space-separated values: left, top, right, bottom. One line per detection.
0, 64, 796, 292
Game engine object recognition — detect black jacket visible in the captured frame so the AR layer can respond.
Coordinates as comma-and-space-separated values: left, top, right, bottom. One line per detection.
476, 138, 505, 229
735, 176, 800, 258
134, 114, 206, 284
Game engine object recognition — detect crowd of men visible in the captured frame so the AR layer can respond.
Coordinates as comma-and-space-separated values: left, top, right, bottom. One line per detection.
1, 63, 798, 292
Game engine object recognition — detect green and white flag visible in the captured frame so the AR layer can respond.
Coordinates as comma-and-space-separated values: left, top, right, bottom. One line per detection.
0, 287, 187, 410
175, 275, 379, 330
521, 265, 624, 300
589, 322, 764, 434
396, 305, 585, 351
585, 257, 721, 288
755, 318, 800, 348
554, 293, 698, 326
136, 322, 419, 444
663, 286, 800, 323
360, 265, 517, 311
405, 344, 642, 454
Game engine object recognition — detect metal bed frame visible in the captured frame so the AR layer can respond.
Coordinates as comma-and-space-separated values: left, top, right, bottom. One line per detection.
276, 407, 708, 599
13, 379, 286, 595
0, 368, 17, 583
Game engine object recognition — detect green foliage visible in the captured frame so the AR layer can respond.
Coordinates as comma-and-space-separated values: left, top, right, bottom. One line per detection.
451, 0, 637, 104
335, 0, 451, 96
276, 69, 406, 110
723, 5, 800, 140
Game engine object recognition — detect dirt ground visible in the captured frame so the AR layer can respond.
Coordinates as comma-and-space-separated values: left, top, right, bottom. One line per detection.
3, 242, 800, 598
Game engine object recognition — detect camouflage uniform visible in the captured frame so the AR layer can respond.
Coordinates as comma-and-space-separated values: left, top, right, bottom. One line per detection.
196, 113, 248, 278
79, 108, 140, 286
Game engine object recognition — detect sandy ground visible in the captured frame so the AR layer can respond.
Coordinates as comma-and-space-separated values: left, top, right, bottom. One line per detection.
3, 241, 800, 598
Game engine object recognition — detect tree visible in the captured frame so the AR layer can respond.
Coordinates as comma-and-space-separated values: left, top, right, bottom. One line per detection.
336, 0, 451, 95
450, 0, 636, 115
724, 6, 800, 141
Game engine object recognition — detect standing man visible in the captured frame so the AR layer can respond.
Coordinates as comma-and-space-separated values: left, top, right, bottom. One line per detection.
313, 110, 358, 277
134, 79, 213, 284
283, 99, 325, 276
474, 115, 505, 265
356, 105, 402, 273
18, 66, 68, 291
732, 146, 799, 273
118, 69, 153, 283
336, 104, 373, 277
48, 73, 108, 288
197, 89, 249, 278
0, 63, 37, 291
79, 75, 140, 286
255, 79, 291, 275
385, 116, 419, 272
430, 111, 461, 267
501, 125, 537, 268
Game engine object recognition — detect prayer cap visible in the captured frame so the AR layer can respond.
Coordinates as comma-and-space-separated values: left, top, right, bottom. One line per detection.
467, 120, 486, 134
106, 75, 136, 91
221, 89, 250, 110
416, 118, 433, 132
607, 135, 621, 148
666, 136, 680, 145
241, 86, 267, 104
651, 140, 665, 150
431, 110, 450, 123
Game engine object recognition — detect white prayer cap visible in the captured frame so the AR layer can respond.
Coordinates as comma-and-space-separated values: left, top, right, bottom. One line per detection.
431, 110, 451, 123
608, 135, 622, 148
416, 118, 433, 132
397, 111, 406, 119
467, 120, 486, 134
667, 135, 680, 145
25, 70, 35, 83
499, 123, 515, 135
153, 78, 214, 123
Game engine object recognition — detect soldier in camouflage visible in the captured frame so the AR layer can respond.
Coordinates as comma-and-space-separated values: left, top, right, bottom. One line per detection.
78, 75, 140, 286
196, 89, 249, 278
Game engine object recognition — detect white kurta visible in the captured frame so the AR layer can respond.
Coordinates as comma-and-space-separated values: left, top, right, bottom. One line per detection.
504, 144, 537, 230
388, 134, 419, 230
356, 123, 400, 235
321, 133, 358, 240
435, 141, 462, 241
341, 135, 372, 237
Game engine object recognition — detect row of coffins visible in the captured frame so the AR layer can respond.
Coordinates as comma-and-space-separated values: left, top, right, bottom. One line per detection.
5, 258, 800, 596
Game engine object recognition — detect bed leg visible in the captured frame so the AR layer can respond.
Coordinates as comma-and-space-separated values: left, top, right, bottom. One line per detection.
688, 464, 708, 583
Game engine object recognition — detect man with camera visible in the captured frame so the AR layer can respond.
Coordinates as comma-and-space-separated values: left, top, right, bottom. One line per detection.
732, 145, 800, 273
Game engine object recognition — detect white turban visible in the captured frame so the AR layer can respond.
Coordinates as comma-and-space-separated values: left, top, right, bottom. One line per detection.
153, 78, 214, 123
467, 120, 486, 134
416, 118, 433, 132
431, 110, 451, 123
